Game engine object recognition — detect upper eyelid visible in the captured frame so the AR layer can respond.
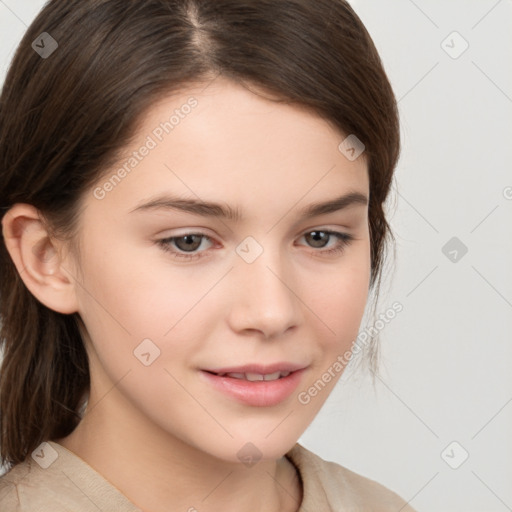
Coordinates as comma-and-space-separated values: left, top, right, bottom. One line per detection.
159, 226, 350, 240
159, 221, 355, 236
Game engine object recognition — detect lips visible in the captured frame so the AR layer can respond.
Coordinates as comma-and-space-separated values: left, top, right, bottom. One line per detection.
216, 371, 291, 381
200, 363, 307, 407
203, 362, 306, 375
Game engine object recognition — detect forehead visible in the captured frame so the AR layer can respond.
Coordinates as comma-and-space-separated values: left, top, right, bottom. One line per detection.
89, 77, 369, 221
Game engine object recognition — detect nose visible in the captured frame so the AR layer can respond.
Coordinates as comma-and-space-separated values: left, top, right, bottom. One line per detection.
227, 241, 301, 340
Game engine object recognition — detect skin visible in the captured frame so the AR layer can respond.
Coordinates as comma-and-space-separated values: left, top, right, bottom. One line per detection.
2, 76, 371, 512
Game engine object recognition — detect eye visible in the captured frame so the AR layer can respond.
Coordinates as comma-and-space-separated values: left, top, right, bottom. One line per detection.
156, 229, 354, 261
299, 230, 354, 256
156, 233, 214, 261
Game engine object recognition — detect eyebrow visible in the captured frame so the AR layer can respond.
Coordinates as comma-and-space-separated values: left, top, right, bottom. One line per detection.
129, 191, 368, 221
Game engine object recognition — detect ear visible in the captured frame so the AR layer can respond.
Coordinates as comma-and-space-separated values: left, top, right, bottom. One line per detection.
1, 203, 80, 314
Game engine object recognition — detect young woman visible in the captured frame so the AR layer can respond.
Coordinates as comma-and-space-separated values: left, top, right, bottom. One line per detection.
0, 1, 417, 510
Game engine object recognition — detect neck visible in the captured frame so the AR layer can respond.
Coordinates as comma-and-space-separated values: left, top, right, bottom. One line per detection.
56, 399, 302, 512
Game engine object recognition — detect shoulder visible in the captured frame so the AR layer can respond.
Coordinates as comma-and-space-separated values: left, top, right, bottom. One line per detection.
286, 443, 419, 512
0, 441, 142, 512
0, 460, 31, 510
0, 452, 79, 512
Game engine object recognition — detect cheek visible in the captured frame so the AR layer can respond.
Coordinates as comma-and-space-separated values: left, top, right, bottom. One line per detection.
76, 234, 213, 336
73, 236, 227, 386
305, 246, 371, 343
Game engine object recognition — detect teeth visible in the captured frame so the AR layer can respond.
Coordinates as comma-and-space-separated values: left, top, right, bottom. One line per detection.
263, 372, 281, 381
245, 372, 265, 381
222, 371, 291, 381
225, 372, 245, 379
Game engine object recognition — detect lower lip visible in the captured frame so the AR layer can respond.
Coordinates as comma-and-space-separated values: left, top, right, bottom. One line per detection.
200, 369, 305, 407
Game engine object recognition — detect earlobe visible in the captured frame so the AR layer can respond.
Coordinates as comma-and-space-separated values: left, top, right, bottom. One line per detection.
1, 203, 80, 315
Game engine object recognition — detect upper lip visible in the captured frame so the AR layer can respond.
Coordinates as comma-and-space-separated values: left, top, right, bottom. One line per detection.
202, 363, 307, 375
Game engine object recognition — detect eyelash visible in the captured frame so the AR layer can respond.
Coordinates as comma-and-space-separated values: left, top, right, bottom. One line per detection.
156, 230, 354, 261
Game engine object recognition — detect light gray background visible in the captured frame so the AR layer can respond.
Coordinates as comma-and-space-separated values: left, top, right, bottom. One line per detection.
1, 1, 511, 511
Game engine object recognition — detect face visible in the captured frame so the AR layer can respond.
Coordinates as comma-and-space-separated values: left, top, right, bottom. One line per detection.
66, 77, 371, 463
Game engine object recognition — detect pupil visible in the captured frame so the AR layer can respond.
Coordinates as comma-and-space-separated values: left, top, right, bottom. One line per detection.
309, 231, 327, 248
178, 234, 201, 251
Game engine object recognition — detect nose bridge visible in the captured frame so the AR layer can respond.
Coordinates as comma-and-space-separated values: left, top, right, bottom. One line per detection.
229, 234, 300, 337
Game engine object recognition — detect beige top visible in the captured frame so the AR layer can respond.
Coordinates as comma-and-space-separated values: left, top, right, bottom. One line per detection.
0, 441, 418, 511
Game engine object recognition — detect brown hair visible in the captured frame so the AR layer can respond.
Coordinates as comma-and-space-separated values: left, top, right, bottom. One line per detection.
0, 0, 400, 470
